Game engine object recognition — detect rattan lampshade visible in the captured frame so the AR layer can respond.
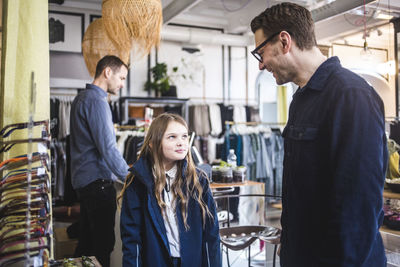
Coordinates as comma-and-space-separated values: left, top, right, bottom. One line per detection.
82, 18, 130, 77
102, 0, 162, 60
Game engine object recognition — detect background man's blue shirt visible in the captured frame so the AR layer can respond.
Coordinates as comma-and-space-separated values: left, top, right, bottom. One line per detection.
280, 57, 387, 266
70, 83, 129, 189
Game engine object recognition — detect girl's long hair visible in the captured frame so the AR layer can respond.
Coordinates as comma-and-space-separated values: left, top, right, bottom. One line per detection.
119, 113, 213, 230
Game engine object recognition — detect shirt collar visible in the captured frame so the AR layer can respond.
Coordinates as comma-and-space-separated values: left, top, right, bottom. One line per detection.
165, 164, 177, 179
86, 83, 108, 98
298, 56, 341, 93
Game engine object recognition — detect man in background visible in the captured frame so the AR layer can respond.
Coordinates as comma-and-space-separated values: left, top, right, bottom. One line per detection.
250, 3, 387, 266
70, 55, 129, 267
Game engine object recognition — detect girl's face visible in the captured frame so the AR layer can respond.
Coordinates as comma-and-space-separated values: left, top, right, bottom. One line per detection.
161, 121, 189, 170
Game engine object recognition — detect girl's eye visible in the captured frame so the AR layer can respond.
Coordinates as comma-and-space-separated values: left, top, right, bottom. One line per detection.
182, 135, 188, 139
168, 135, 175, 139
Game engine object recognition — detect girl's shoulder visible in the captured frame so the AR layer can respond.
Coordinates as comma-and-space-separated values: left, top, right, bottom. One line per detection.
195, 167, 211, 188
126, 173, 149, 193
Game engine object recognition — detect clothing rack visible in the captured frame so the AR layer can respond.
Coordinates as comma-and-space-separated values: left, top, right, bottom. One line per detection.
223, 120, 286, 161
50, 88, 79, 97
225, 121, 286, 136
115, 125, 145, 130
225, 121, 287, 126
119, 96, 189, 125
221, 120, 285, 204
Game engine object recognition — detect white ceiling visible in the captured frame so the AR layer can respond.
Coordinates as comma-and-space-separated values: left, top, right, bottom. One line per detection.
60, 0, 400, 46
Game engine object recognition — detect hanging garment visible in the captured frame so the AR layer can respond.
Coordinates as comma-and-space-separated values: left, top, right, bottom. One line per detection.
208, 104, 222, 137
390, 121, 400, 145
233, 105, 247, 123
387, 139, 400, 180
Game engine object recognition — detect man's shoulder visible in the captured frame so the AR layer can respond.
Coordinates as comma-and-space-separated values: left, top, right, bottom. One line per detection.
75, 90, 106, 106
328, 65, 371, 92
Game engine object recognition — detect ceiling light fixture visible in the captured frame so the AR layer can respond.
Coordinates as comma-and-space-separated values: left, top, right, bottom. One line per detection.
360, 0, 372, 61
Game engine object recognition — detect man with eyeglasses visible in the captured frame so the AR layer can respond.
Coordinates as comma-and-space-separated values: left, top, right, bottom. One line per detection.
251, 2, 387, 267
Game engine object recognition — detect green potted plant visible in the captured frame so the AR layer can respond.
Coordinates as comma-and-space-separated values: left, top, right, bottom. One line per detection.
144, 62, 178, 97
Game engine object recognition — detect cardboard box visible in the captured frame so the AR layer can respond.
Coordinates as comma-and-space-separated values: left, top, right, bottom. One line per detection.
54, 227, 78, 260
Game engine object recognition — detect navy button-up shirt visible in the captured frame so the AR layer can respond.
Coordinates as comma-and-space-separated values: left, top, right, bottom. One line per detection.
70, 84, 129, 189
280, 57, 387, 266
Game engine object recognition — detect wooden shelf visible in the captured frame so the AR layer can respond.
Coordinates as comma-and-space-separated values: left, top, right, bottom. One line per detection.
271, 203, 282, 210
383, 189, 400, 200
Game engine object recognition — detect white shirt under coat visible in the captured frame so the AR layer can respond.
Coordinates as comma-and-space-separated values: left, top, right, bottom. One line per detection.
163, 164, 181, 257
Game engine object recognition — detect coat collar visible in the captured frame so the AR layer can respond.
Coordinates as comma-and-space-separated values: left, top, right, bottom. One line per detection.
85, 83, 107, 98
297, 56, 341, 93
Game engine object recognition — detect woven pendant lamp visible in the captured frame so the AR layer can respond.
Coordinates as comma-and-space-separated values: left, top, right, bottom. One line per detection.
82, 18, 130, 77
102, 0, 163, 60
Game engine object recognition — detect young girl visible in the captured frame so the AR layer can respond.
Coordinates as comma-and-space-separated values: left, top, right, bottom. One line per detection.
119, 113, 221, 267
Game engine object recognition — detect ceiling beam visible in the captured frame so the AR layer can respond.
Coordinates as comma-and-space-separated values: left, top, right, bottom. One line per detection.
163, 0, 202, 24
312, 0, 375, 22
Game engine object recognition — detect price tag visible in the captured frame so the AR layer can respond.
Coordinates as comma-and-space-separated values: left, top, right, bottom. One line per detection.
37, 167, 45, 176
37, 142, 47, 154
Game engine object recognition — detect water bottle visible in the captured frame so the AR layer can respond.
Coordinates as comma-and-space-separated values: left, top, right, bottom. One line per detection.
227, 149, 237, 168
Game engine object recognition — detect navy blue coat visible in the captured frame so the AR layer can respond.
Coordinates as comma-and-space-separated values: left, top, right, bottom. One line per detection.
120, 157, 221, 267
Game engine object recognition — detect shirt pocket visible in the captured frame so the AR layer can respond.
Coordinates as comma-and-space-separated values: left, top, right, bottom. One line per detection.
282, 124, 322, 189
283, 125, 319, 141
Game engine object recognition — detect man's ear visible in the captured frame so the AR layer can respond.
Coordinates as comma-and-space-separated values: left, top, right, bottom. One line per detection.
104, 67, 112, 79
280, 31, 291, 54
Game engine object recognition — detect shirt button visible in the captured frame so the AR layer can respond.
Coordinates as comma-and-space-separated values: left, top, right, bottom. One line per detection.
101, 186, 104, 190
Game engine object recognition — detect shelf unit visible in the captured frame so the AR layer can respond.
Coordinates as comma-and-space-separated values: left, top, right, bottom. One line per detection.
383, 189, 400, 200
119, 97, 189, 125
381, 189, 400, 235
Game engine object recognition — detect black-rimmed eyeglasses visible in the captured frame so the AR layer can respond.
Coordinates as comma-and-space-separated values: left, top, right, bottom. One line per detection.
251, 31, 281, 63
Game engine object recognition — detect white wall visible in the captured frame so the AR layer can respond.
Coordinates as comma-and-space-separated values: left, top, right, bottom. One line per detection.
157, 41, 224, 103
49, 3, 256, 106
247, 44, 259, 105
331, 41, 396, 117
229, 47, 246, 103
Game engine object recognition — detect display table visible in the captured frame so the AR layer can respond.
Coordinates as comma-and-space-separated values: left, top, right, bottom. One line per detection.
380, 225, 400, 235
53, 256, 101, 267
210, 180, 264, 189
381, 189, 400, 236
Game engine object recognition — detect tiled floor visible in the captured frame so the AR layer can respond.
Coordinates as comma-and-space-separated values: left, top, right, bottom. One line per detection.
221, 240, 280, 267
221, 206, 400, 267
381, 230, 400, 267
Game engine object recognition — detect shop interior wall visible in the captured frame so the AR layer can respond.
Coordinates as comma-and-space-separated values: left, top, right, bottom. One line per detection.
330, 24, 396, 118
49, 4, 261, 107
49, 4, 397, 119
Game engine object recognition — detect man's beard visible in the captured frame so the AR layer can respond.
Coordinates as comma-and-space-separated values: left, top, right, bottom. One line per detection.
107, 88, 118, 95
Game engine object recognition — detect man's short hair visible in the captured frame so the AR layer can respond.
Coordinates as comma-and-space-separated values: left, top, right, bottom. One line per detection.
94, 55, 129, 78
250, 2, 317, 50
